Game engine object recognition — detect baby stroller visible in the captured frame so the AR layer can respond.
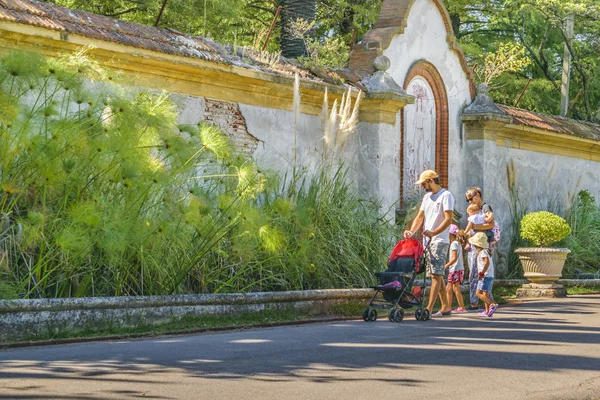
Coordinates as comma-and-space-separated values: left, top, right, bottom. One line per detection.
362, 238, 431, 322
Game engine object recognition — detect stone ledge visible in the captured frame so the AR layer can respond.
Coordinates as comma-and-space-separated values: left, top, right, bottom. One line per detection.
516, 283, 567, 298
0, 289, 372, 342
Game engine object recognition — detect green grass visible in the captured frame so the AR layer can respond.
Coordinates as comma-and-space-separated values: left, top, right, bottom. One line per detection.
566, 285, 600, 295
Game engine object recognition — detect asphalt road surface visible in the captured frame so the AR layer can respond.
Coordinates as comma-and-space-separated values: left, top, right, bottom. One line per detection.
1, 296, 599, 400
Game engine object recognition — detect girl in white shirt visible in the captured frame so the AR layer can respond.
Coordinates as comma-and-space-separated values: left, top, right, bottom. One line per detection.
469, 232, 499, 317
445, 225, 468, 313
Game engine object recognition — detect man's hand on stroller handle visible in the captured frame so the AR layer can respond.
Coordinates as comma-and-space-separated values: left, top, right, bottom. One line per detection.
404, 229, 434, 238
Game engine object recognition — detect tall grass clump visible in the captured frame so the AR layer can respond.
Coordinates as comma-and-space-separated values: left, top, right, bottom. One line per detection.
0, 49, 258, 298
194, 84, 400, 292
563, 190, 600, 276
505, 160, 528, 278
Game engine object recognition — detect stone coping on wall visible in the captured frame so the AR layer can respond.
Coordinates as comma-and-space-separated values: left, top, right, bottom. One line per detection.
1, 280, 595, 313
463, 113, 600, 162
1, 282, 598, 342
0, 289, 372, 313
0, 289, 372, 342
0, 0, 343, 87
0, 1, 414, 124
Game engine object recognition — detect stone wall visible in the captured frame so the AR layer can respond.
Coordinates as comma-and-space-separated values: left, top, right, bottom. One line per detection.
0, 289, 372, 342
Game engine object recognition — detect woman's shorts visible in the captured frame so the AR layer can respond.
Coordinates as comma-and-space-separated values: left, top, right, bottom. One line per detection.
477, 277, 494, 292
447, 270, 464, 284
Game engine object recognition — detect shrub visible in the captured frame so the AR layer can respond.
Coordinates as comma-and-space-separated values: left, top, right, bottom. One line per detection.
520, 211, 571, 247
563, 190, 600, 276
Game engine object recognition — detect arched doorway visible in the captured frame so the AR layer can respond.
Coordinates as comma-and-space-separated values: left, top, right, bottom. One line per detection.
401, 61, 449, 203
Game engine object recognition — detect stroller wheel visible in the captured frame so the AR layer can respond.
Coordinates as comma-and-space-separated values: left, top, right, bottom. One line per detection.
414, 309, 422, 321
393, 309, 404, 323
387, 309, 395, 322
368, 309, 378, 321
362, 308, 370, 322
422, 309, 431, 321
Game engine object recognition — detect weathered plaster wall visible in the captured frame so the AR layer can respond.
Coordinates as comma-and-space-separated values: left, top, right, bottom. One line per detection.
238, 104, 324, 174
483, 144, 600, 231
383, 0, 473, 204
354, 117, 402, 213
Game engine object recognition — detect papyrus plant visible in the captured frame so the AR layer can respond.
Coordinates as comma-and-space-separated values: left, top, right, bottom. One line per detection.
0, 49, 259, 297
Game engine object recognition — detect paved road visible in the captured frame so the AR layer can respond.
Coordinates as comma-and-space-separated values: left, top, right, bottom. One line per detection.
1, 296, 599, 400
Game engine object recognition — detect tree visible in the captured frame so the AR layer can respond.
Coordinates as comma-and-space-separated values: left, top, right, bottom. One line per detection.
279, 0, 316, 58
446, 0, 600, 121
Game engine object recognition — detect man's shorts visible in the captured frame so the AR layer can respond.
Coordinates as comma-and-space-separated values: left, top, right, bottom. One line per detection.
425, 241, 449, 276
447, 270, 464, 284
477, 277, 494, 292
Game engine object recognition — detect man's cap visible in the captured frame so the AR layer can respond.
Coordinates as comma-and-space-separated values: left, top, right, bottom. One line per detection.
415, 170, 438, 184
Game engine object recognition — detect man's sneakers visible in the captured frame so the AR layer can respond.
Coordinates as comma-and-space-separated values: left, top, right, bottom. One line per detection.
466, 304, 481, 311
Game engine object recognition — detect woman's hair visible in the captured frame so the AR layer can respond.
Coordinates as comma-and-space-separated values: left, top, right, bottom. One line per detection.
455, 229, 469, 247
466, 186, 482, 198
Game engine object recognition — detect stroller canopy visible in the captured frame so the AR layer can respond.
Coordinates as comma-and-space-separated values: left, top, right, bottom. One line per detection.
387, 238, 424, 271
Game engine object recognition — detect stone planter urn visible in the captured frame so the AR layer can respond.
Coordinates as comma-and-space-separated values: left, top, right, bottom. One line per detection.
514, 247, 571, 284
515, 247, 569, 298
514, 211, 572, 298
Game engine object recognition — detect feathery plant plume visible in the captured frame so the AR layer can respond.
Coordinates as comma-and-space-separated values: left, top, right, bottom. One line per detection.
321, 88, 335, 152
321, 88, 361, 157
293, 72, 301, 168
325, 99, 339, 153
199, 121, 232, 160
335, 88, 361, 152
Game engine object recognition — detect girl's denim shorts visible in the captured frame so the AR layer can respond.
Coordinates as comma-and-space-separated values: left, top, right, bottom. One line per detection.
477, 277, 493, 292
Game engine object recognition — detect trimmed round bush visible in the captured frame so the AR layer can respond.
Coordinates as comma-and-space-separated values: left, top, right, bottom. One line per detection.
520, 211, 571, 247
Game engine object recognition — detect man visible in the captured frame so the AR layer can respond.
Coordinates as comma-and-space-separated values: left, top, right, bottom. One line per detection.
404, 170, 454, 317
465, 186, 495, 310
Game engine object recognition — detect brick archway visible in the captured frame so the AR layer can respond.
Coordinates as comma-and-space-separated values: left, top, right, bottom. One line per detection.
401, 61, 449, 200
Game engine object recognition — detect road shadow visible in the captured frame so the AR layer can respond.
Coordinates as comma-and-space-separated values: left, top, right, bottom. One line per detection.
0, 295, 599, 397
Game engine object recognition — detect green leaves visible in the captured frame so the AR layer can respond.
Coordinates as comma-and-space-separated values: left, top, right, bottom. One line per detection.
520, 211, 571, 247
475, 41, 531, 85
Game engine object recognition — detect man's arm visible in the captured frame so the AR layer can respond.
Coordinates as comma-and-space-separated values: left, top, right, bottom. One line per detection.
404, 210, 425, 238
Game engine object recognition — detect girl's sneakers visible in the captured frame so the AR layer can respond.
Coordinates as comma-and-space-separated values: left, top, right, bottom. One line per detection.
451, 307, 467, 314
477, 311, 488, 317
487, 303, 499, 317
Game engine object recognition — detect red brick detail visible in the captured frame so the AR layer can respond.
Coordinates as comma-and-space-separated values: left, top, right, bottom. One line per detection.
349, 0, 474, 96
400, 61, 449, 201
203, 99, 259, 155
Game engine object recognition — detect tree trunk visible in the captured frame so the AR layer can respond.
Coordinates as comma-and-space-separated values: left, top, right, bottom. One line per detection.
279, 0, 316, 58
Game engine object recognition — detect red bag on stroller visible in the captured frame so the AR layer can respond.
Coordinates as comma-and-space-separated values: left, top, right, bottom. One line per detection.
387, 238, 424, 273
